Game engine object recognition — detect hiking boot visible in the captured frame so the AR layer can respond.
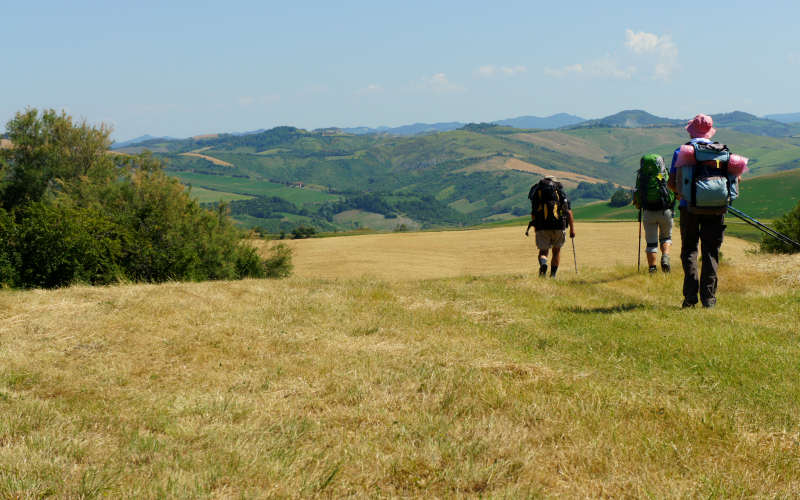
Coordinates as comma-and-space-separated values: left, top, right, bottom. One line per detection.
702, 299, 716, 309
648, 265, 658, 274
681, 299, 696, 309
539, 263, 548, 277
661, 255, 671, 273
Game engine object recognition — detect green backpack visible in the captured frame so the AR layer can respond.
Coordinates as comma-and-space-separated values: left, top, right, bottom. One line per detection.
634, 154, 675, 211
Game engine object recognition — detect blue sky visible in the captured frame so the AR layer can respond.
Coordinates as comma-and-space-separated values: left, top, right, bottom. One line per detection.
3, 0, 799, 141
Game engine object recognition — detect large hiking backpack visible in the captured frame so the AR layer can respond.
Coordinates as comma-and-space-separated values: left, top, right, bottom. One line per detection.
634, 154, 675, 211
528, 177, 567, 230
677, 141, 739, 214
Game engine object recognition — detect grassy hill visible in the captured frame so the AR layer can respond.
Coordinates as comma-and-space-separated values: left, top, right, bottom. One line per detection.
115, 121, 800, 233
2, 225, 799, 497
573, 168, 800, 223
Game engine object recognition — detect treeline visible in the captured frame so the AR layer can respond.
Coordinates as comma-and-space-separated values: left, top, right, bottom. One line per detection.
0, 109, 291, 289
223, 191, 470, 234
569, 181, 619, 201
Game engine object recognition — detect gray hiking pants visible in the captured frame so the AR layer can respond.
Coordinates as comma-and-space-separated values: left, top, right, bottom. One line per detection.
679, 208, 725, 307
642, 208, 673, 253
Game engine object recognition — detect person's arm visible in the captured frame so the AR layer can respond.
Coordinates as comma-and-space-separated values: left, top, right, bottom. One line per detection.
525, 219, 534, 236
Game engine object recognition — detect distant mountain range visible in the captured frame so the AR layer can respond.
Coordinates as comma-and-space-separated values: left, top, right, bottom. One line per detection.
571, 110, 683, 129
340, 113, 586, 136
764, 112, 800, 124
112, 110, 800, 149
112, 134, 176, 149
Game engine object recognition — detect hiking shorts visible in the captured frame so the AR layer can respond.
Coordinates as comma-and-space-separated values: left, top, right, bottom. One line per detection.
535, 229, 566, 251
643, 208, 673, 253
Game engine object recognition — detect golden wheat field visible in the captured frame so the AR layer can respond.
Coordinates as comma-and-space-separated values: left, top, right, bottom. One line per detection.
2, 223, 799, 497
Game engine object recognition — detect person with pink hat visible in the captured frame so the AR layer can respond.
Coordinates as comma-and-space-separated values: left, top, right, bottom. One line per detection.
667, 114, 736, 309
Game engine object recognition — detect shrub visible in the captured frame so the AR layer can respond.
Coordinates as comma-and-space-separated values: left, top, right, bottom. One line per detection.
291, 225, 316, 239
609, 188, 633, 207
760, 201, 800, 254
0, 108, 292, 288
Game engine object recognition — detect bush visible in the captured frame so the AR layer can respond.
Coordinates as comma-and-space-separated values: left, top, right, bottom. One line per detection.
609, 188, 633, 207
291, 225, 316, 239
760, 201, 800, 254
0, 108, 292, 288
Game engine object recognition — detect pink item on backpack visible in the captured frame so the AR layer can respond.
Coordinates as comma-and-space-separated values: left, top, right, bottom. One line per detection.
728, 154, 749, 176
674, 144, 695, 167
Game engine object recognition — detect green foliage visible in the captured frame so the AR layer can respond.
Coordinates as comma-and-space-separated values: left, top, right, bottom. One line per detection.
0, 109, 290, 288
759, 201, 800, 254
0, 109, 115, 210
291, 225, 316, 239
609, 188, 634, 207
261, 243, 293, 277
570, 181, 618, 201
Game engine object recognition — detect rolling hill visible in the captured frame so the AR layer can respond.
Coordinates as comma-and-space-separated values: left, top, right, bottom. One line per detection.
114, 113, 800, 232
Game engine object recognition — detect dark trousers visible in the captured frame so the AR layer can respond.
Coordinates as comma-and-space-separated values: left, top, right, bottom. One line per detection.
679, 208, 725, 306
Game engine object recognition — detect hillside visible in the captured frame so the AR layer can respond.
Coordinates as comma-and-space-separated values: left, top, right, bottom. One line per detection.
711, 111, 800, 137
2, 225, 799, 497
115, 118, 800, 233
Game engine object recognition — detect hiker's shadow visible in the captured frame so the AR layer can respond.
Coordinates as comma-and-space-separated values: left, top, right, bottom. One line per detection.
564, 303, 645, 314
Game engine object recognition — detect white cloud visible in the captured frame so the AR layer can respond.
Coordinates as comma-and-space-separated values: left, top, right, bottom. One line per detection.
357, 83, 383, 95
544, 64, 584, 78
544, 30, 677, 81
476, 64, 527, 78
419, 73, 464, 93
545, 58, 634, 79
624, 29, 678, 79
587, 56, 636, 79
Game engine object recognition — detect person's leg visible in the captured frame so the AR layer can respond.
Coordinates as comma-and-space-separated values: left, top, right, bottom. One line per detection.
538, 248, 548, 276
550, 247, 561, 277
659, 209, 674, 272
679, 208, 700, 306
549, 230, 566, 277
643, 211, 659, 272
698, 214, 725, 307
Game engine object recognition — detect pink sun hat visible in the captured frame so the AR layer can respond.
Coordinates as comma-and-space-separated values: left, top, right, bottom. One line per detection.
686, 114, 716, 139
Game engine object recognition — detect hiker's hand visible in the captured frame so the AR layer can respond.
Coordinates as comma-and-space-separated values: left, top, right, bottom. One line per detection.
524, 230, 529, 237
570, 229, 575, 238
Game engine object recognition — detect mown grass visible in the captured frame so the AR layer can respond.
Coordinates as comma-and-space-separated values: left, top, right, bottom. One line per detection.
1, 228, 798, 497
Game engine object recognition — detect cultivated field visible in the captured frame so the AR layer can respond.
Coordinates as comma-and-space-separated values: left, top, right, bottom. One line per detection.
2, 224, 799, 497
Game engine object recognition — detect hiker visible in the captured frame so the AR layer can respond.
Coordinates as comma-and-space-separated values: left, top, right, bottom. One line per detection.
667, 113, 740, 308
525, 176, 575, 278
633, 154, 675, 273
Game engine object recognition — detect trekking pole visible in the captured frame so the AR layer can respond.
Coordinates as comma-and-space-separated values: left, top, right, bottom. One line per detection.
727, 206, 800, 250
571, 236, 578, 274
637, 208, 642, 272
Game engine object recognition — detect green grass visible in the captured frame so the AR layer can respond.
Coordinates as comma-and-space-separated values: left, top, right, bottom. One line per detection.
171, 172, 339, 205
185, 186, 254, 203
732, 169, 800, 219
1, 255, 799, 496
573, 201, 638, 220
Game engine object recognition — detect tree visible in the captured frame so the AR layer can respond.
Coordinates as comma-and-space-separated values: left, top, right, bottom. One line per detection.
609, 188, 633, 207
0, 109, 114, 210
760, 201, 800, 254
0, 109, 292, 288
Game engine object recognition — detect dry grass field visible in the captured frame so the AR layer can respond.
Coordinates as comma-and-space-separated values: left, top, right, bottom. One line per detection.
456, 156, 605, 189
179, 152, 234, 167
2, 223, 799, 497
270, 223, 757, 281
